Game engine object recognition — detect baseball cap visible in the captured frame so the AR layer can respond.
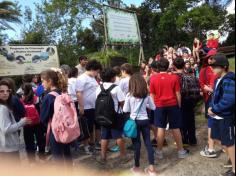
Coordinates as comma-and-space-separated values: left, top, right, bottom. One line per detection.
204, 49, 217, 59
210, 53, 229, 67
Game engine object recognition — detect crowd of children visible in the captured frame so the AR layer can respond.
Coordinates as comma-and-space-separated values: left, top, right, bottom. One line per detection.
0, 42, 235, 176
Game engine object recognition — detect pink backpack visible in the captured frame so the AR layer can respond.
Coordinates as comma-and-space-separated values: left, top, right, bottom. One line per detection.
49, 92, 80, 144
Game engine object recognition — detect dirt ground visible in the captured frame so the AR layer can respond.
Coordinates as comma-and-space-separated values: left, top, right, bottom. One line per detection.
15, 114, 229, 176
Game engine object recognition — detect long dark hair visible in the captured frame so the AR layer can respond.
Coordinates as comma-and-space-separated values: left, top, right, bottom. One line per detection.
129, 74, 148, 99
0, 79, 13, 109
22, 83, 34, 104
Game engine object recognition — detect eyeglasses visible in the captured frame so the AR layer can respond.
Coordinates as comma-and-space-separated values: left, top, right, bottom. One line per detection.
0, 89, 11, 94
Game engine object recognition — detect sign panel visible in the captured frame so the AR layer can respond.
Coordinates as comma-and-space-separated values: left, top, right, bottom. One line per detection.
105, 7, 140, 43
0, 45, 60, 76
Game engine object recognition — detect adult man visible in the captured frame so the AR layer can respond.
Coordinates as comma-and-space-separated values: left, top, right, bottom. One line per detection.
76, 56, 88, 76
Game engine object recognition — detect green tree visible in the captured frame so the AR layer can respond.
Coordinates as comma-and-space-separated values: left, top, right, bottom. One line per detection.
0, 1, 21, 30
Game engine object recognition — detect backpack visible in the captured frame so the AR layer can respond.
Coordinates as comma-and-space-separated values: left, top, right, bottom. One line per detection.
180, 73, 201, 101
95, 84, 117, 128
49, 92, 80, 144
24, 104, 40, 125
21, 97, 40, 125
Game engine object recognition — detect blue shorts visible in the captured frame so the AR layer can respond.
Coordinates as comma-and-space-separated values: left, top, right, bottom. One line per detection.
84, 109, 100, 133
101, 127, 123, 140
154, 106, 182, 129
208, 117, 214, 128
211, 118, 235, 147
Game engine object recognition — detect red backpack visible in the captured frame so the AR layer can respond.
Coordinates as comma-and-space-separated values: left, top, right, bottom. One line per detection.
21, 97, 40, 125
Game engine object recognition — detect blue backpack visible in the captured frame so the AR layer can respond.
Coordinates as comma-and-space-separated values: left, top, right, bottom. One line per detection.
124, 99, 145, 138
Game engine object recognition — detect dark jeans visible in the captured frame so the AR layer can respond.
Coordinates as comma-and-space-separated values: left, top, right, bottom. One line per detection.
24, 123, 45, 160
181, 99, 197, 144
49, 131, 72, 164
132, 120, 154, 167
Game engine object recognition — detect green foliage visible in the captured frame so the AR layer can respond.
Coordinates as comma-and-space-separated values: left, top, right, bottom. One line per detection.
0, 1, 21, 30
177, 4, 227, 37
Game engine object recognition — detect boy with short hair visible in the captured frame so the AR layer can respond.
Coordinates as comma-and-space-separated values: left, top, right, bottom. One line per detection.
173, 58, 198, 146
95, 68, 127, 164
119, 63, 133, 96
208, 54, 235, 176
150, 58, 189, 159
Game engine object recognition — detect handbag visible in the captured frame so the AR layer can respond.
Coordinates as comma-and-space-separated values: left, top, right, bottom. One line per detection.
123, 99, 145, 138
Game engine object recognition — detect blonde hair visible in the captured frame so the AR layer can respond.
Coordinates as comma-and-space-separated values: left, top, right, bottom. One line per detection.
41, 68, 68, 92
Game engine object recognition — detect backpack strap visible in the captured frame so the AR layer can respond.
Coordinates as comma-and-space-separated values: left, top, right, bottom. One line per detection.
100, 84, 117, 93
49, 91, 59, 97
135, 98, 145, 120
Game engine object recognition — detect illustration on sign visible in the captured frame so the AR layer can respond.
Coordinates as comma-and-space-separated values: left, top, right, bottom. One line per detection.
0, 45, 60, 76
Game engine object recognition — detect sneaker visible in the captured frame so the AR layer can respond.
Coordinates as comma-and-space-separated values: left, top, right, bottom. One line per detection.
155, 150, 164, 159
110, 145, 120, 153
95, 142, 101, 151
200, 146, 217, 158
178, 149, 189, 159
144, 168, 158, 176
96, 156, 106, 165
224, 160, 233, 168
84, 146, 93, 155
220, 170, 235, 176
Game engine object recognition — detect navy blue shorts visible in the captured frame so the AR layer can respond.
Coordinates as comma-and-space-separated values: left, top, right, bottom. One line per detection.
101, 127, 123, 140
84, 109, 100, 133
211, 118, 235, 147
154, 106, 182, 129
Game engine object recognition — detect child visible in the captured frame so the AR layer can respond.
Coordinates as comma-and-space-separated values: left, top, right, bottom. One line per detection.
199, 50, 219, 158
150, 58, 189, 159
21, 83, 45, 162
40, 68, 72, 164
173, 58, 198, 146
123, 74, 157, 176
76, 60, 103, 154
113, 66, 122, 85
0, 79, 30, 160
68, 67, 79, 110
119, 63, 133, 96
95, 68, 126, 164
193, 37, 202, 63
208, 54, 235, 176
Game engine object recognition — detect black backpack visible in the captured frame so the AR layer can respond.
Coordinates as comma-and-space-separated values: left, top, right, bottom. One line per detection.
95, 84, 117, 127
180, 73, 201, 101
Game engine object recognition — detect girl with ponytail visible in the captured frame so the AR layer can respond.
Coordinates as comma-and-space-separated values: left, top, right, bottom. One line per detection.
40, 68, 72, 164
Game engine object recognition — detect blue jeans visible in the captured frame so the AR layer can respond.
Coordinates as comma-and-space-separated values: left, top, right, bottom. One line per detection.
132, 120, 154, 167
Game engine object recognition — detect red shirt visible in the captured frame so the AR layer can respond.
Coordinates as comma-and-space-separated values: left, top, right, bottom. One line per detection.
199, 66, 218, 102
150, 73, 180, 107
207, 39, 219, 49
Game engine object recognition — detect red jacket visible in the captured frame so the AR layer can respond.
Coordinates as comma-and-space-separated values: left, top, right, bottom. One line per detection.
207, 39, 219, 49
199, 66, 218, 102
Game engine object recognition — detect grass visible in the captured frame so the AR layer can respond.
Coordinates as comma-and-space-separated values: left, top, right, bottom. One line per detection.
229, 57, 235, 72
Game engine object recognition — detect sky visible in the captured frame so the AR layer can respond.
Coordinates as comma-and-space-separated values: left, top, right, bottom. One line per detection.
3, 0, 144, 41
